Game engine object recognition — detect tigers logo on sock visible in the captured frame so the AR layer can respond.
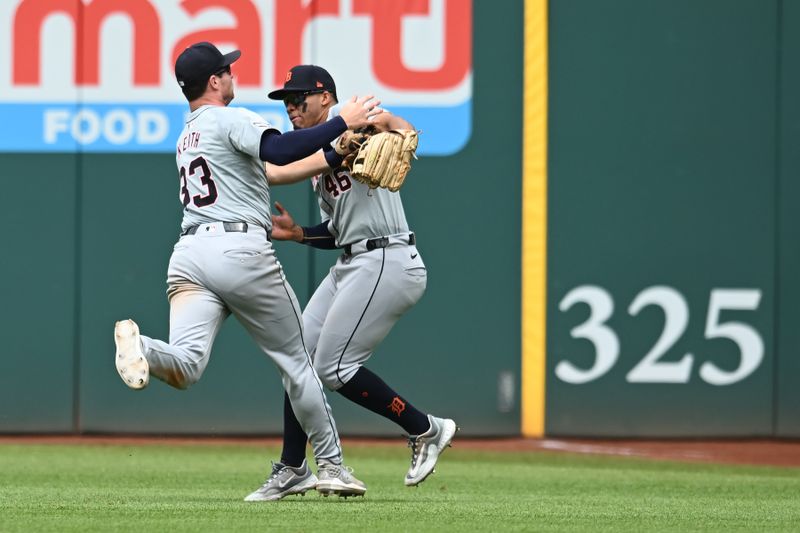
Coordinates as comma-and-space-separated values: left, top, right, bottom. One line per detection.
388, 396, 406, 416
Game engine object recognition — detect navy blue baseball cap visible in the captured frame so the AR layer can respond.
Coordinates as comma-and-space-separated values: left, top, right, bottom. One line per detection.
175, 41, 240, 88
267, 65, 338, 102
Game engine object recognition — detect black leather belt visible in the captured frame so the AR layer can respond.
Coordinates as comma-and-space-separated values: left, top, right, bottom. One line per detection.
344, 233, 415, 255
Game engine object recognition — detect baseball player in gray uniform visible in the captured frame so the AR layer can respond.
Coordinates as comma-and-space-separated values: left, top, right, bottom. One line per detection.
113, 43, 382, 501
247, 65, 457, 501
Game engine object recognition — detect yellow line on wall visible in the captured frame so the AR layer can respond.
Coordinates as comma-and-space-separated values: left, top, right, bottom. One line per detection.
521, 0, 548, 437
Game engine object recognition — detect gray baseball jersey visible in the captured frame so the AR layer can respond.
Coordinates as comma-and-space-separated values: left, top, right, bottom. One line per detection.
136, 104, 344, 464
312, 169, 409, 246
177, 105, 276, 232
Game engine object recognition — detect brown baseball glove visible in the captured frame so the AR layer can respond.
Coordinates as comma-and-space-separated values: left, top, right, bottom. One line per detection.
334, 126, 377, 169
349, 129, 419, 192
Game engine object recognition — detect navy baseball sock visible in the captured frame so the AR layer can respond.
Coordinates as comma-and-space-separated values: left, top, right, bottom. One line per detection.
280, 393, 308, 468
337, 367, 430, 435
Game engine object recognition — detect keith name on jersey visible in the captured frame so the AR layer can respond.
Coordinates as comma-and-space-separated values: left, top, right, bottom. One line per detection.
177, 131, 201, 156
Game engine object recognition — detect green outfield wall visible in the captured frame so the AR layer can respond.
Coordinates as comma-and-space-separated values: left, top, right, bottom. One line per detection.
776, 0, 800, 437
546, 0, 799, 437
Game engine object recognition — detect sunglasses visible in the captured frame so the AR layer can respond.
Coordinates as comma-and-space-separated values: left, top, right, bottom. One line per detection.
283, 90, 324, 106
213, 65, 231, 77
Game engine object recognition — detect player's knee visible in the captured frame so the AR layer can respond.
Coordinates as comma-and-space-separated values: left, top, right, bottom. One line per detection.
168, 363, 204, 390
169, 372, 197, 390
174, 376, 192, 390
314, 362, 340, 390
316, 361, 358, 391
317, 370, 338, 390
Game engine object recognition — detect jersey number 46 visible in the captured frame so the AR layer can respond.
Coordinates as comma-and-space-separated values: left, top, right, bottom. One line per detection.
324, 170, 352, 197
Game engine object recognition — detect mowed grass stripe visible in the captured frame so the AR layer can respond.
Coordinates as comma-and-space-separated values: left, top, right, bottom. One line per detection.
0, 443, 798, 532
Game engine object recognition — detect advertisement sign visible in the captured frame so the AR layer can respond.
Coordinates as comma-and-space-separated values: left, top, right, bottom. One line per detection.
0, 0, 472, 155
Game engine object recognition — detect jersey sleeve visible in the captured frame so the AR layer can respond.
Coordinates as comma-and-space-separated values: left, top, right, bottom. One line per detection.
227, 108, 278, 159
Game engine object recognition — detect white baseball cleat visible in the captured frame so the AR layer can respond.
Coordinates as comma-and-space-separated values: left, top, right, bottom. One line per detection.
114, 319, 149, 390
244, 460, 319, 502
316, 463, 367, 498
405, 415, 458, 486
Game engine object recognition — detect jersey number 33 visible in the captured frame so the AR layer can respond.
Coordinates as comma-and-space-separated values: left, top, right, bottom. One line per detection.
179, 156, 218, 208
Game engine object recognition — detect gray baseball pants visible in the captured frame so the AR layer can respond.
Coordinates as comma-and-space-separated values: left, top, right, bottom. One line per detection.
138, 223, 342, 465
303, 237, 427, 389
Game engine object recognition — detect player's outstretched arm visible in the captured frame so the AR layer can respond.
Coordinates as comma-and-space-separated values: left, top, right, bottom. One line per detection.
271, 202, 338, 249
368, 110, 414, 132
259, 97, 381, 166
259, 119, 345, 165
266, 150, 330, 186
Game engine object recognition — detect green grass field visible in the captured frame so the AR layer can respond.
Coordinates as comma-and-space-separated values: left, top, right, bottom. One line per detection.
1, 441, 798, 532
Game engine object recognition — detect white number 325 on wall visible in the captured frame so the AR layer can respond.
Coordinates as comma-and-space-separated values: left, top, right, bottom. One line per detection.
555, 286, 764, 386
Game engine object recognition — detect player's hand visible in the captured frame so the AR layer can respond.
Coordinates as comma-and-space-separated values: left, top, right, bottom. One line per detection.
338, 95, 383, 130
271, 201, 303, 242
368, 110, 413, 132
